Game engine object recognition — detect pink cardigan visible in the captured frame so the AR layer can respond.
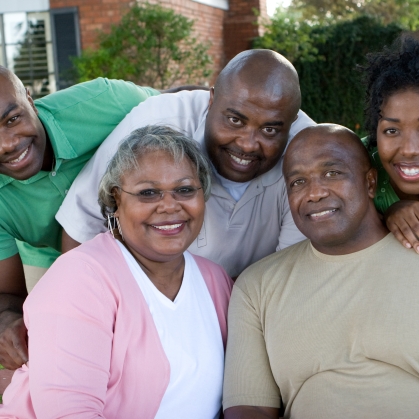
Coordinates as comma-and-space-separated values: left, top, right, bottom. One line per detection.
0, 232, 233, 419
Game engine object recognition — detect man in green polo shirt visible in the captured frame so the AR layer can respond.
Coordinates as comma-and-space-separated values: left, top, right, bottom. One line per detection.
0, 67, 160, 369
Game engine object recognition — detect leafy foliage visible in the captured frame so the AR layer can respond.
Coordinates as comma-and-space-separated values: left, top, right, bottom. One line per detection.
255, 15, 403, 133
288, 0, 419, 30
72, 3, 212, 89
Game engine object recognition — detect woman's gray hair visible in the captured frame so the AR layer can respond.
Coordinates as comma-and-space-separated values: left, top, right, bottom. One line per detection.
98, 125, 212, 218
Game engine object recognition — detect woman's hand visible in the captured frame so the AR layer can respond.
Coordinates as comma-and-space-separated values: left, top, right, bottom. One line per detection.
385, 200, 419, 253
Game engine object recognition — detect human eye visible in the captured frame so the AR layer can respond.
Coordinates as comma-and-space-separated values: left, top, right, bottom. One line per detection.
325, 170, 340, 178
227, 116, 243, 126
6, 115, 19, 126
138, 188, 161, 199
174, 186, 197, 197
262, 126, 279, 136
290, 178, 305, 188
383, 127, 398, 135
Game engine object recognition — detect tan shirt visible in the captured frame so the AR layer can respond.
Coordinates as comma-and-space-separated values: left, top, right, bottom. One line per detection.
224, 234, 419, 418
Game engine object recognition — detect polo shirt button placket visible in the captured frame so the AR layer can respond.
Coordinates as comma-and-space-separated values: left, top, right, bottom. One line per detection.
51, 171, 56, 177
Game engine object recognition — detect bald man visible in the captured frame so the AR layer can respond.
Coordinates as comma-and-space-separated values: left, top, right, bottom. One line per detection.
223, 124, 419, 419
58, 49, 315, 276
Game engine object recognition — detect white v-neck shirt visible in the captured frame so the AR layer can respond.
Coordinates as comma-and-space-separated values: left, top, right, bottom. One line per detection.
117, 243, 224, 419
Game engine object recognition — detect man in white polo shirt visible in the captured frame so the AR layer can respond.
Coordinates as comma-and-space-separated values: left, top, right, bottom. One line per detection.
58, 49, 315, 277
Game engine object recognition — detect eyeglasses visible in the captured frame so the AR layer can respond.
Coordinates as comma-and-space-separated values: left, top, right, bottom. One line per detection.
118, 186, 203, 203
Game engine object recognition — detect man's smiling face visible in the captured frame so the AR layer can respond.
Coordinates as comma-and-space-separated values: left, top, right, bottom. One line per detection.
283, 125, 379, 254
0, 74, 47, 180
204, 80, 298, 183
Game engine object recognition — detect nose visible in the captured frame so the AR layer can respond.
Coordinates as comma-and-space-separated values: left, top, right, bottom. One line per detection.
0, 133, 19, 156
234, 129, 260, 154
399, 130, 419, 158
307, 178, 329, 202
156, 191, 182, 213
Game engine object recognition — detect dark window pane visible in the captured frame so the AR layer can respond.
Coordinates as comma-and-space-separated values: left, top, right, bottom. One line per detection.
52, 11, 79, 90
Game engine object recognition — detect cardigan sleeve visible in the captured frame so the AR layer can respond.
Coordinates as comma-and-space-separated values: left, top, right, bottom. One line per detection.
24, 254, 116, 419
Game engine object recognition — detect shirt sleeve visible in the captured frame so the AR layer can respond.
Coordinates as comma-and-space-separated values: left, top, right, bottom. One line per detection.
223, 282, 281, 410
0, 225, 19, 261
24, 255, 115, 418
56, 90, 208, 243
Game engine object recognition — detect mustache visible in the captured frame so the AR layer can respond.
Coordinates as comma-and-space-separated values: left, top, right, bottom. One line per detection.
224, 147, 262, 160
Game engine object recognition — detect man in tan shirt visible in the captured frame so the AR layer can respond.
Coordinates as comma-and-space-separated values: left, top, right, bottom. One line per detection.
223, 124, 419, 419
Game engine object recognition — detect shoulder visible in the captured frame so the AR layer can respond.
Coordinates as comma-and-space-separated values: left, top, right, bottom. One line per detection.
143, 89, 210, 113
235, 239, 311, 295
36, 78, 154, 111
288, 110, 316, 139
41, 233, 121, 282
26, 233, 123, 315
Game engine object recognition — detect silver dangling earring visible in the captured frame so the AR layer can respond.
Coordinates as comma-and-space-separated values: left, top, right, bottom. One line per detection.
107, 213, 123, 240
115, 216, 124, 241
107, 213, 117, 238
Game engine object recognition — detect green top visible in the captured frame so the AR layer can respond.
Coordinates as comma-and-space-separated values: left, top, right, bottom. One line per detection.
0, 78, 159, 267
361, 137, 400, 214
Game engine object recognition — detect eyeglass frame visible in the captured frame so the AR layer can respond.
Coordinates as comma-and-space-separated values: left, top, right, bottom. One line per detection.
116, 186, 203, 203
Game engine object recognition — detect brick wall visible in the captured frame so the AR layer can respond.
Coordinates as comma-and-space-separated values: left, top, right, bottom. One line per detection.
223, 0, 267, 62
49, 0, 267, 85
50, 0, 226, 83
50, 0, 132, 50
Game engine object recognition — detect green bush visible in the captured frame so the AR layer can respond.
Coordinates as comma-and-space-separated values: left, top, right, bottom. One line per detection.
255, 15, 403, 134
73, 3, 212, 89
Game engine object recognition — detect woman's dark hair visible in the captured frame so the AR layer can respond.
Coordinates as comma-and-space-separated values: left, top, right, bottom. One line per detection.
362, 34, 419, 149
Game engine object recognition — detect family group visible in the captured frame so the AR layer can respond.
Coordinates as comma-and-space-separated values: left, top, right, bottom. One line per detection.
0, 33, 418, 419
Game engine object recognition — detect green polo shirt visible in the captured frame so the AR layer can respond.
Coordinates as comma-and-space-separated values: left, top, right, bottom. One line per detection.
362, 137, 400, 214
0, 78, 159, 267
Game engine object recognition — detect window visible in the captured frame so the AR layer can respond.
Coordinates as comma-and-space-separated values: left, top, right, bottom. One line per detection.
50, 8, 80, 91
192, 0, 228, 11
0, 11, 55, 98
0, 8, 80, 97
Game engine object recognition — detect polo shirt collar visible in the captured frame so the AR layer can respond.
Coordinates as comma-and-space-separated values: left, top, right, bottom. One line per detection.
37, 107, 78, 161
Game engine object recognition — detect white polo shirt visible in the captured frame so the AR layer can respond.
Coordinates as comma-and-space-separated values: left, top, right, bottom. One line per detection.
56, 90, 315, 277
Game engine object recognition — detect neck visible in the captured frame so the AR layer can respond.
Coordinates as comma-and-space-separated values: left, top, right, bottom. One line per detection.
312, 212, 389, 256
119, 239, 185, 301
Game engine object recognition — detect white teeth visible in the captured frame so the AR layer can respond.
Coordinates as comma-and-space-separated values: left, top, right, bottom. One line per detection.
8, 147, 29, 164
229, 153, 252, 166
152, 223, 182, 230
310, 209, 336, 218
399, 166, 419, 176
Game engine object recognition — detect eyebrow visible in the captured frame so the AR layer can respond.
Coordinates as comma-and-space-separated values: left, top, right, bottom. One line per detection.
0, 103, 18, 122
380, 116, 400, 123
284, 160, 345, 178
226, 108, 249, 121
133, 177, 196, 186
226, 108, 284, 126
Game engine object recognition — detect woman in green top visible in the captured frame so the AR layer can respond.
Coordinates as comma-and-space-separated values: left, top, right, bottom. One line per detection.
363, 35, 419, 253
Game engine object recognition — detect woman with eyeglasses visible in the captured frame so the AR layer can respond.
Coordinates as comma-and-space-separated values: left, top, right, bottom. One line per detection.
362, 35, 419, 253
0, 125, 232, 419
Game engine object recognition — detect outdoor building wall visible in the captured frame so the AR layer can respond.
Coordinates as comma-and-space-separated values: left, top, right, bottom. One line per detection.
146, 0, 226, 82
49, 0, 226, 83
48, 0, 268, 85
49, 0, 132, 50
223, 0, 268, 62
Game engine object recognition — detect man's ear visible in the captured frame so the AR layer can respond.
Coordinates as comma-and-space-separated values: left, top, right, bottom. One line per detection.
366, 167, 377, 199
208, 87, 215, 110
26, 88, 38, 115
